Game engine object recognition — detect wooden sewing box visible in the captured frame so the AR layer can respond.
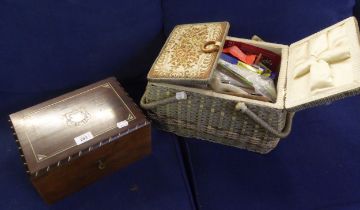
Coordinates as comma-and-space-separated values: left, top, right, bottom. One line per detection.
9, 77, 151, 203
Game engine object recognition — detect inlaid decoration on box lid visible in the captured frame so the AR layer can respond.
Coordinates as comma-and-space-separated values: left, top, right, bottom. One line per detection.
9, 77, 148, 176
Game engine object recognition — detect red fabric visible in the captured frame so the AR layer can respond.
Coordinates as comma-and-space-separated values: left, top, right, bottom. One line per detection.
224, 40, 281, 72
222, 46, 256, 65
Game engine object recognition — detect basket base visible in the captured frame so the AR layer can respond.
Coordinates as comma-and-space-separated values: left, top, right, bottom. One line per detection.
155, 122, 280, 154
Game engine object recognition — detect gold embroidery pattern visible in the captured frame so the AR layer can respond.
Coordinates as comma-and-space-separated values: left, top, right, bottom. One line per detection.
149, 22, 227, 80
169, 25, 208, 69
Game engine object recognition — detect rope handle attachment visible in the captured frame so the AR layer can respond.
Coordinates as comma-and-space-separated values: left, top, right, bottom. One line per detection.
235, 102, 294, 138
141, 92, 294, 138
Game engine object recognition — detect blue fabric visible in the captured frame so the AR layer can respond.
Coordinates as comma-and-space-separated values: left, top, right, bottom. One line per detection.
0, 0, 195, 209
0, 113, 195, 210
183, 97, 360, 210
355, 0, 360, 20
1, 0, 360, 209
162, 0, 355, 44
0, 0, 164, 93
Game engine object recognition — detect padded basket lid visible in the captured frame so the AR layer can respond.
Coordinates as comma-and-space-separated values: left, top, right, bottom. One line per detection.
147, 22, 230, 86
285, 17, 360, 112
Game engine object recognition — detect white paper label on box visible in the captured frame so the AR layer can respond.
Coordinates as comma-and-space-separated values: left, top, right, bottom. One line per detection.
74, 132, 94, 145
117, 120, 129, 129
176, 91, 187, 100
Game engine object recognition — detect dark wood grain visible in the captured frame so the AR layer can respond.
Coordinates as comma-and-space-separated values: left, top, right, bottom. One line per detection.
32, 124, 151, 203
9, 77, 152, 203
10, 77, 146, 174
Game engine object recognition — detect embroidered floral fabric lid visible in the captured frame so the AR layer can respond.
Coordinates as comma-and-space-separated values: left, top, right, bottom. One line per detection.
148, 22, 230, 85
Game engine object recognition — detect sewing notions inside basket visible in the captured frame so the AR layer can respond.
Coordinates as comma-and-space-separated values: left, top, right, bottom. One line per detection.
210, 37, 287, 107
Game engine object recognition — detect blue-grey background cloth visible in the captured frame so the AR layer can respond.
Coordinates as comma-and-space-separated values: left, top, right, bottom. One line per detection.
0, 0, 359, 209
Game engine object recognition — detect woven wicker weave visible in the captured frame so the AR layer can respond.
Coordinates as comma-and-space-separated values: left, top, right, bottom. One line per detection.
141, 83, 294, 154
141, 17, 360, 154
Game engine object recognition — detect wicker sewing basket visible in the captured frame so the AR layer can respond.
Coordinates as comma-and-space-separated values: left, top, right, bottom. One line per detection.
141, 17, 360, 154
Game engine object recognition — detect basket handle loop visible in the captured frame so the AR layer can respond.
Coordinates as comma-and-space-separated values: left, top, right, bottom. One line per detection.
140, 91, 187, 110
235, 102, 295, 138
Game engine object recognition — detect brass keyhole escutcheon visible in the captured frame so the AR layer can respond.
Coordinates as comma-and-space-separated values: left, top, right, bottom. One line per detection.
97, 160, 106, 170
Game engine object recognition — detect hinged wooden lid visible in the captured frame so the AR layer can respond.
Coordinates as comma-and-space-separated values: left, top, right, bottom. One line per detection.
147, 22, 230, 86
285, 17, 360, 111
9, 77, 149, 176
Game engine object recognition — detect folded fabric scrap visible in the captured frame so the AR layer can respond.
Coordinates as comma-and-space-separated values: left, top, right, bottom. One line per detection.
223, 46, 256, 65
217, 58, 277, 102
220, 53, 275, 79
